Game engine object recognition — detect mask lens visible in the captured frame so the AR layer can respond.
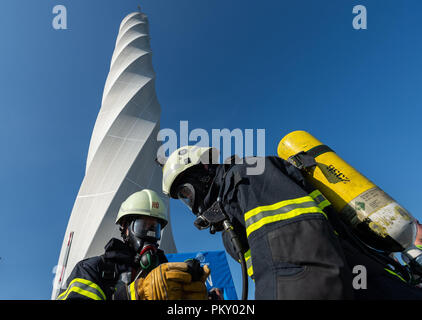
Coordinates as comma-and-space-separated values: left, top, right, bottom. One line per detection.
176, 183, 196, 210
132, 216, 161, 240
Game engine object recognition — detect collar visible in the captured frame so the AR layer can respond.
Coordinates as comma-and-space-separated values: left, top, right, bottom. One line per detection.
203, 164, 227, 209
103, 238, 136, 265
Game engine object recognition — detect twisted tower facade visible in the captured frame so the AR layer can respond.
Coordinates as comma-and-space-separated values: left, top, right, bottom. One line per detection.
52, 11, 177, 299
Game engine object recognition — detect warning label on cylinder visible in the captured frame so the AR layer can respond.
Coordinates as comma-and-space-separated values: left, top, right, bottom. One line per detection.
369, 202, 413, 239
342, 187, 392, 225
341, 187, 413, 239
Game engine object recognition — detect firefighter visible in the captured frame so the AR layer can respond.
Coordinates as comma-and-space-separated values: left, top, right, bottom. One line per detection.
162, 146, 422, 300
57, 189, 209, 300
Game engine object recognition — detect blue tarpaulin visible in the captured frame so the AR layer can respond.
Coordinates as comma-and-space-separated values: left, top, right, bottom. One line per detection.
166, 250, 238, 300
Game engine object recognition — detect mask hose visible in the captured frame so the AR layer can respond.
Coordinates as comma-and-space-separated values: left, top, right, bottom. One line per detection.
194, 197, 248, 300
223, 220, 248, 300
191, 170, 249, 301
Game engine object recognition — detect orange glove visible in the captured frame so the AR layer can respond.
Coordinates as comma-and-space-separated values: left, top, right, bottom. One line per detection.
129, 262, 210, 300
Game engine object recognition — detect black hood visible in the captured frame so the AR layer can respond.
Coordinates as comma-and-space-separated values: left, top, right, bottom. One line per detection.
103, 238, 136, 266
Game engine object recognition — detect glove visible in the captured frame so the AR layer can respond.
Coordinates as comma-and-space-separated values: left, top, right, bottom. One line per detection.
133, 262, 190, 300
130, 262, 210, 300
182, 264, 210, 300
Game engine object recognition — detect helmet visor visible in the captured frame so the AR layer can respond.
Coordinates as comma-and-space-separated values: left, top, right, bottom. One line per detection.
176, 183, 196, 212
131, 216, 162, 240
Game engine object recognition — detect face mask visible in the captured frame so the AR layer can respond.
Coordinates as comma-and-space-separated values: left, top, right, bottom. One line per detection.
124, 217, 162, 272
177, 183, 198, 212
175, 166, 217, 214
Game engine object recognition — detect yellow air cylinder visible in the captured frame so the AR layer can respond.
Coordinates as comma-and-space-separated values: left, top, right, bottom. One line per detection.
277, 130, 416, 252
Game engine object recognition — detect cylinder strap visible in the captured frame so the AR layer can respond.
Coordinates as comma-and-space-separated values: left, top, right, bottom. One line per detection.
306, 145, 334, 158
288, 145, 334, 169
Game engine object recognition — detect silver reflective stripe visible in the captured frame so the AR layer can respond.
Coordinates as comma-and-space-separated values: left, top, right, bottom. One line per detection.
244, 250, 254, 279
57, 278, 106, 300
245, 200, 320, 229
245, 196, 326, 238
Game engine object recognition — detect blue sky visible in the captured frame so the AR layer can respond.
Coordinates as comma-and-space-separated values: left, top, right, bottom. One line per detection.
0, 0, 422, 299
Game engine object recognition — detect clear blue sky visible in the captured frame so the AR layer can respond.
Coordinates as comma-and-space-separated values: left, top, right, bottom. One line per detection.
1, 0, 422, 300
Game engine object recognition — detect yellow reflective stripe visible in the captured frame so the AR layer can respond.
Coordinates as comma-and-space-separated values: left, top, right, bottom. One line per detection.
246, 201, 320, 228
384, 268, 406, 283
244, 249, 251, 260
318, 200, 331, 210
58, 284, 102, 301
57, 278, 106, 300
57, 291, 66, 300
65, 286, 103, 300
57, 285, 73, 300
129, 282, 137, 300
309, 190, 321, 199
74, 278, 106, 300
244, 250, 254, 278
244, 195, 315, 221
247, 206, 325, 237
308, 190, 339, 237
244, 196, 326, 238
309, 190, 331, 210
247, 266, 253, 278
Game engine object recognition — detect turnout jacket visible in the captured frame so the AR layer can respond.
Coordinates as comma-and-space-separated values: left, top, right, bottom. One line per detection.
57, 238, 168, 300
208, 156, 422, 300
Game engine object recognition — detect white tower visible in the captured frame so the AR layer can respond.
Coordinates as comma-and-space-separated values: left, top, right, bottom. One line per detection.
52, 10, 177, 299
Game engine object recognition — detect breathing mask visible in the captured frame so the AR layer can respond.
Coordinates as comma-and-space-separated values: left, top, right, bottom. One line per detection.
123, 216, 162, 273
175, 165, 217, 215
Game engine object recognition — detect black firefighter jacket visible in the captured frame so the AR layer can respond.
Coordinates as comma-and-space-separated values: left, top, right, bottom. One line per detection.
209, 156, 422, 300
56, 238, 167, 300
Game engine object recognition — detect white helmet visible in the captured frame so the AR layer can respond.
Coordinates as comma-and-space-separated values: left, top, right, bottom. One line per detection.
115, 189, 168, 227
115, 189, 168, 272
162, 146, 219, 198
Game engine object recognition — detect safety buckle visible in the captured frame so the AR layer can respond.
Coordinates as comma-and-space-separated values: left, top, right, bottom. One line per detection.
194, 200, 227, 234
288, 152, 306, 169
288, 152, 317, 170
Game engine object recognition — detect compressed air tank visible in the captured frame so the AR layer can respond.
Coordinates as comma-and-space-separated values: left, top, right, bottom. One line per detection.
277, 130, 416, 253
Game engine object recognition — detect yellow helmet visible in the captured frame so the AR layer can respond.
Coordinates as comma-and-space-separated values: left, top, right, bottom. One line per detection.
162, 146, 219, 198
115, 189, 168, 227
